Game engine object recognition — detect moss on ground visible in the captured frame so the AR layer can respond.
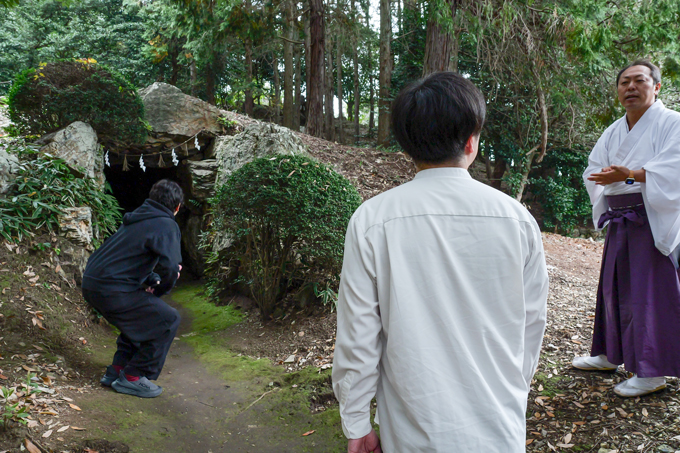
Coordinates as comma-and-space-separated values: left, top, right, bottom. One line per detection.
170, 284, 349, 451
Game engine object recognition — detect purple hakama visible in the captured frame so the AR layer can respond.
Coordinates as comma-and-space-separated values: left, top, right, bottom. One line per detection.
591, 193, 680, 377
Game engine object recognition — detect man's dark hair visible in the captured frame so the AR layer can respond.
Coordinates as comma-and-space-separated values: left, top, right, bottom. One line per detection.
616, 60, 661, 86
149, 179, 184, 211
391, 72, 486, 163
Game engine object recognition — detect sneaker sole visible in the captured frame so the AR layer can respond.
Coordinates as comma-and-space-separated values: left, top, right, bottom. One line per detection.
614, 384, 666, 398
111, 381, 163, 398
100, 378, 116, 387
572, 364, 618, 371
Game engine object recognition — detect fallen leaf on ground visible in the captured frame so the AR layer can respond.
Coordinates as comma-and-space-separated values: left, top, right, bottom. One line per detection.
57, 425, 69, 432
0, 374, 7, 380
302, 430, 315, 436
71, 426, 86, 430
24, 439, 41, 453
42, 429, 52, 438
68, 403, 81, 411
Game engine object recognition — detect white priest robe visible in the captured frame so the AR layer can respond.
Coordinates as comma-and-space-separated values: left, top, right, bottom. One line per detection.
332, 168, 549, 452
583, 100, 680, 262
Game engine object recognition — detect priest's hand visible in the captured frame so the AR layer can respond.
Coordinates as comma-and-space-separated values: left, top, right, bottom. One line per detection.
348, 430, 382, 453
587, 165, 629, 185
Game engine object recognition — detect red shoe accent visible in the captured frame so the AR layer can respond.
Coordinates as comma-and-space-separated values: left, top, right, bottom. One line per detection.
125, 374, 140, 382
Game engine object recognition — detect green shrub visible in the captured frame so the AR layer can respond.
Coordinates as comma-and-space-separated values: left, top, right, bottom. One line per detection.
528, 147, 592, 234
204, 154, 362, 319
0, 140, 122, 245
7, 60, 147, 144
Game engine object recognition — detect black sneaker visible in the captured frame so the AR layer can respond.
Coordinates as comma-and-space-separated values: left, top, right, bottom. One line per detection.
111, 371, 163, 398
100, 366, 119, 387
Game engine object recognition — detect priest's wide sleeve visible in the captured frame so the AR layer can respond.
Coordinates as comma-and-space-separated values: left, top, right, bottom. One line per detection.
521, 220, 549, 388
640, 115, 680, 256
332, 215, 381, 440
583, 134, 610, 229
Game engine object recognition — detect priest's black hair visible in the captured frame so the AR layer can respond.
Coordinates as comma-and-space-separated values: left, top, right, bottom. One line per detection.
391, 71, 486, 164
617, 60, 661, 86
149, 179, 184, 211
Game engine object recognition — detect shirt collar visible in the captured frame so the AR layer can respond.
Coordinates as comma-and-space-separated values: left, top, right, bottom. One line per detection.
413, 167, 472, 180
623, 99, 664, 133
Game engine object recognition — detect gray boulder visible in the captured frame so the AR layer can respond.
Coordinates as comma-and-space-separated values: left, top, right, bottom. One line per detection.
139, 82, 239, 137
179, 159, 219, 202
58, 207, 93, 249
0, 101, 10, 135
181, 215, 208, 276
0, 145, 19, 194
39, 122, 104, 186
214, 122, 308, 187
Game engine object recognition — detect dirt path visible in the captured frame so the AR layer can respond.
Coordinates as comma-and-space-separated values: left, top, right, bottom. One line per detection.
64, 287, 345, 453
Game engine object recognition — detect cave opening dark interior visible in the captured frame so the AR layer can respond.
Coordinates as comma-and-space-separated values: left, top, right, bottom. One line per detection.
103, 163, 197, 277
104, 164, 181, 213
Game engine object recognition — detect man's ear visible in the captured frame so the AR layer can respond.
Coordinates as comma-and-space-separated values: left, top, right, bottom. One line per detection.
464, 134, 479, 156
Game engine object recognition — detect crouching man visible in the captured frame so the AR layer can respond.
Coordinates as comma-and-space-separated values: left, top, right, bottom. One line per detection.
332, 72, 549, 452
82, 179, 184, 398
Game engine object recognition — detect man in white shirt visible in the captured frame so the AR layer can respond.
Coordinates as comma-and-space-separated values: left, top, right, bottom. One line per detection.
574, 60, 680, 397
332, 72, 549, 453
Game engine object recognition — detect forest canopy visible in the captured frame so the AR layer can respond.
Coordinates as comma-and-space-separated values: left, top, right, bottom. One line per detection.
1, 0, 679, 232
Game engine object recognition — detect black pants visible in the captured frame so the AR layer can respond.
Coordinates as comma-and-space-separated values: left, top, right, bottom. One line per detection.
82, 288, 181, 380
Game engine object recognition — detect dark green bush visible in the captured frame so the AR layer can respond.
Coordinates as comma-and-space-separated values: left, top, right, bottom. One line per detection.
0, 141, 122, 245
204, 154, 362, 319
528, 147, 592, 234
7, 60, 147, 143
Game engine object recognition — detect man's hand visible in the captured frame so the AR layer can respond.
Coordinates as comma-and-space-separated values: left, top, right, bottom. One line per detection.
178, 264, 182, 279
587, 165, 629, 185
145, 287, 155, 294
347, 430, 382, 453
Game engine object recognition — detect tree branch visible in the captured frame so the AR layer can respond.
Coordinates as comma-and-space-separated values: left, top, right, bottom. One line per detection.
278, 35, 305, 45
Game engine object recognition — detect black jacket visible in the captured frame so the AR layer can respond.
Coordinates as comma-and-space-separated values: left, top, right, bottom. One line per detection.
82, 199, 182, 296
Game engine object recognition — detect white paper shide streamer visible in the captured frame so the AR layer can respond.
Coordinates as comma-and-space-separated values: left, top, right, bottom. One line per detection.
139, 154, 146, 172
172, 149, 179, 166
105, 150, 110, 167
194, 136, 201, 151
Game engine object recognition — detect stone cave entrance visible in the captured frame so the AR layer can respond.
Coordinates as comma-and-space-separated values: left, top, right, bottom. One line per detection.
103, 163, 200, 277
104, 164, 181, 214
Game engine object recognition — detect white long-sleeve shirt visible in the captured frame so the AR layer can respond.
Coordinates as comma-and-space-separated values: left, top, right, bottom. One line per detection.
583, 100, 680, 260
332, 167, 548, 452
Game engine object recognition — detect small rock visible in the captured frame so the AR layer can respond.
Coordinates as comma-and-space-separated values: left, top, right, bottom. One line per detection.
298, 331, 305, 337
283, 355, 295, 363
656, 445, 674, 453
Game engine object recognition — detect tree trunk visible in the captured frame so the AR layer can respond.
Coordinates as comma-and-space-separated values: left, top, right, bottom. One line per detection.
294, 42, 302, 131
515, 147, 539, 202
336, 40, 344, 143
422, 0, 459, 76
306, 0, 325, 137
273, 57, 281, 123
377, 0, 392, 146
491, 157, 507, 191
325, 35, 335, 141
169, 39, 180, 85
353, 0, 360, 143
205, 59, 216, 105
244, 38, 254, 115
189, 59, 197, 97
283, 0, 295, 128
363, 2, 374, 136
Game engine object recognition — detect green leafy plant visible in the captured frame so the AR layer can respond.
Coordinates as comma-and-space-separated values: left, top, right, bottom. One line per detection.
7, 60, 147, 144
0, 386, 29, 431
526, 148, 592, 234
203, 154, 362, 320
0, 141, 122, 245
